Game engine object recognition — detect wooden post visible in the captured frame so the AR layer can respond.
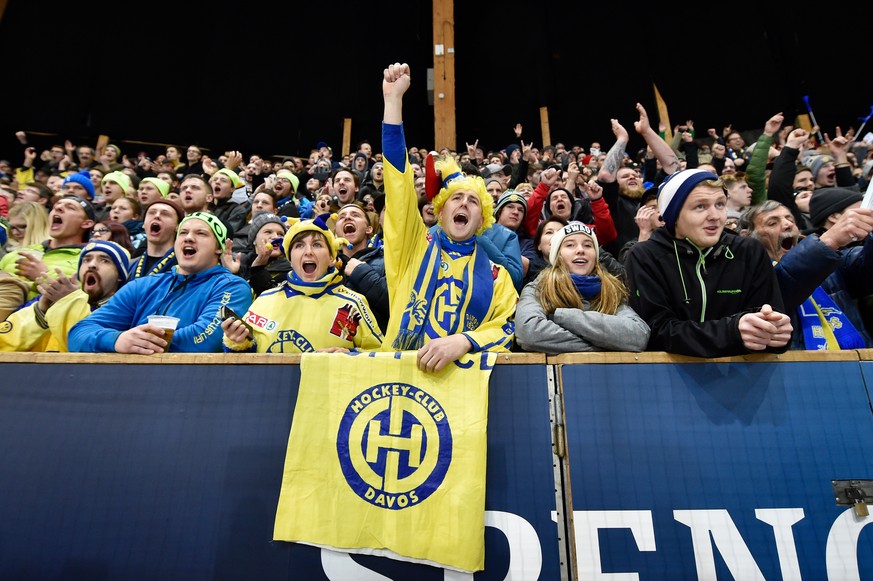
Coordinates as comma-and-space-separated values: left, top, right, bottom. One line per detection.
433, 0, 456, 152
540, 107, 551, 148
342, 118, 352, 157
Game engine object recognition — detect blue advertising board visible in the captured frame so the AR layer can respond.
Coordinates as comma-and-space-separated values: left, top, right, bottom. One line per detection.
562, 361, 873, 580
0, 361, 561, 580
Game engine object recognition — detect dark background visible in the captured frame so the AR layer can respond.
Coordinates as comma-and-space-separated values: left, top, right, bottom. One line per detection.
2, 1, 870, 163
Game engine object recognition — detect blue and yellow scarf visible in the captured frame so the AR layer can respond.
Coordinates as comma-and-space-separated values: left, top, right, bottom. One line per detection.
392, 230, 493, 350
284, 267, 344, 298
798, 286, 865, 350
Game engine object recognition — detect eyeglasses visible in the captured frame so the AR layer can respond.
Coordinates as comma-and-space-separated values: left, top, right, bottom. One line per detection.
92, 228, 111, 235
9, 225, 26, 232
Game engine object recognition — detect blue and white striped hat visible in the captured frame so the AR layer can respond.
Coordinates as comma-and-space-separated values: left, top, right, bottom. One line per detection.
657, 169, 720, 234
78, 240, 131, 286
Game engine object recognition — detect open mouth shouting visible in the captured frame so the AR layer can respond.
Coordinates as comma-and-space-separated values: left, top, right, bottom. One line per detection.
181, 244, 197, 258
50, 214, 64, 231
147, 220, 164, 239
82, 270, 101, 293
301, 260, 317, 275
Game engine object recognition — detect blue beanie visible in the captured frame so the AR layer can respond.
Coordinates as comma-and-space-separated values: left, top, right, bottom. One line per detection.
657, 169, 720, 235
505, 144, 520, 157
77, 240, 131, 286
62, 171, 96, 200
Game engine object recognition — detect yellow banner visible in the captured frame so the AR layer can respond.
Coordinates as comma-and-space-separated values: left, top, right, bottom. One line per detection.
274, 350, 496, 572
654, 82, 673, 143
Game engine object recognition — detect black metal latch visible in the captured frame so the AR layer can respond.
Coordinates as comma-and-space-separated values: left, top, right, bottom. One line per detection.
833, 480, 872, 517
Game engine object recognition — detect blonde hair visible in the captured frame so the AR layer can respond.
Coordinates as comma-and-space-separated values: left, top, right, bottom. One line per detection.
535, 253, 628, 315
8, 201, 51, 248
432, 155, 495, 235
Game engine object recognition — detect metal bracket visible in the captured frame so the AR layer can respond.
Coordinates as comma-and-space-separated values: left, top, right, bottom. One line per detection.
832, 479, 872, 517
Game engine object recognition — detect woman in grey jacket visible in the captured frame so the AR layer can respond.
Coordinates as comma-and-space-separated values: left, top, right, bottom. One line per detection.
515, 221, 650, 354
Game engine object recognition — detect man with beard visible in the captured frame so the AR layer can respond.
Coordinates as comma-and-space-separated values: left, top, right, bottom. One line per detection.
335, 202, 389, 332
0, 241, 130, 352
209, 168, 249, 236
0, 195, 96, 318
68, 212, 252, 353
744, 197, 873, 350
597, 104, 680, 256
127, 199, 184, 279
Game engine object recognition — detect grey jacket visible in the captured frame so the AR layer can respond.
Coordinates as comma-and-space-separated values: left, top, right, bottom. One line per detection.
515, 277, 651, 354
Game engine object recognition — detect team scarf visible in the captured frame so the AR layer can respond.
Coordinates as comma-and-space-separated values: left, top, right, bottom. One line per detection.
283, 266, 344, 298
130, 249, 176, 279
392, 229, 493, 351
798, 286, 866, 350
570, 274, 602, 300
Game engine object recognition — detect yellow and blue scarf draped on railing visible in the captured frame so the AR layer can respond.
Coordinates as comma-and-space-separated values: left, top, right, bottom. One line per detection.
799, 286, 865, 350
392, 230, 493, 350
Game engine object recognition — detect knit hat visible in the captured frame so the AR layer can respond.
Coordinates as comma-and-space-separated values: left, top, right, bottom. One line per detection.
144, 198, 185, 223
276, 169, 299, 193
657, 169, 720, 234
141, 177, 170, 198
494, 190, 527, 219
282, 213, 348, 265
481, 163, 512, 179
548, 221, 599, 266
62, 171, 95, 199
543, 187, 575, 219
805, 155, 834, 181
63, 195, 96, 221
77, 240, 131, 286
505, 144, 520, 157
101, 171, 132, 194
106, 144, 121, 158
808, 187, 863, 228
248, 211, 288, 247
178, 211, 228, 252
214, 168, 243, 189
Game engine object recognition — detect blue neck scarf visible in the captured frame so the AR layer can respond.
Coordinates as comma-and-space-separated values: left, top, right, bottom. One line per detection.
570, 274, 602, 300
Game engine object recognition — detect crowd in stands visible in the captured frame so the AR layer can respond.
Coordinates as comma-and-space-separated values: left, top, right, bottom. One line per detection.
1, 61, 873, 368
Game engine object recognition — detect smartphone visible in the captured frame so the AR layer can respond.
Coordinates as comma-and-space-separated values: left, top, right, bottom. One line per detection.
220, 305, 254, 340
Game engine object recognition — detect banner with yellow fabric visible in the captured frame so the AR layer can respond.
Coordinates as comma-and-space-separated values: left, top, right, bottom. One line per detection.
273, 350, 496, 573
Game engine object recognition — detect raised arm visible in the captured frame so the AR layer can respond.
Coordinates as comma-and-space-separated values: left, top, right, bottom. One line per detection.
383, 62, 410, 126
634, 103, 680, 177
597, 119, 629, 183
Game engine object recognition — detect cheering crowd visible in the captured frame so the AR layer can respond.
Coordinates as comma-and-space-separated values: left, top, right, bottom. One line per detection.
1, 61, 872, 370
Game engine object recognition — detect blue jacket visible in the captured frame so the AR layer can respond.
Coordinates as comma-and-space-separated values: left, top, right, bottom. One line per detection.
774, 233, 873, 349
68, 264, 253, 352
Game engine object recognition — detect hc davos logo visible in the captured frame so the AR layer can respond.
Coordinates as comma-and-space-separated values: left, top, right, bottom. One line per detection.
337, 382, 452, 510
